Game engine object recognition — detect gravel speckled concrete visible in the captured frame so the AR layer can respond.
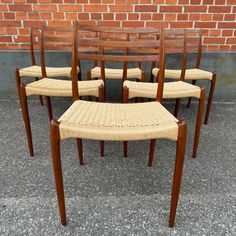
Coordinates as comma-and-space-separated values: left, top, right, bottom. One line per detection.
0, 98, 235, 235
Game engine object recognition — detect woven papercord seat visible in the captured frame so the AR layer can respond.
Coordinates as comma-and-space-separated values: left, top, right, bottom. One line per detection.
152, 68, 213, 81
58, 100, 179, 141
124, 80, 201, 100
25, 78, 103, 97
19, 65, 77, 78
90, 67, 142, 80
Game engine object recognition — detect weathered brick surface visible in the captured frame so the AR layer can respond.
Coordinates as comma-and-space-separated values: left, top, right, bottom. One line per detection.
0, 1, 235, 51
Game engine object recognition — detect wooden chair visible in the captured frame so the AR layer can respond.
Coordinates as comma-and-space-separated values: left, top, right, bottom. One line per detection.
151, 29, 216, 125
50, 25, 187, 227
16, 25, 104, 156
17, 27, 81, 106
123, 29, 205, 158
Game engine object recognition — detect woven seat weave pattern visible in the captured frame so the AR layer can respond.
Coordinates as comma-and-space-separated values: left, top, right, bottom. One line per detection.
91, 67, 142, 80
25, 78, 103, 97
19, 65, 76, 78
152, 68, 213, 80
58, 100, 179, 141
124, 81, 201, 99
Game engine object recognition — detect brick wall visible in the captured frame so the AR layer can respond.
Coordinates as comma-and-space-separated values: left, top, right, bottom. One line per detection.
0, 1, 236, 51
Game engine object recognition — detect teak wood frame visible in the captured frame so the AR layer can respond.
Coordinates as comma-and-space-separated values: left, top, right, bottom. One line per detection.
49, 24, 187, 228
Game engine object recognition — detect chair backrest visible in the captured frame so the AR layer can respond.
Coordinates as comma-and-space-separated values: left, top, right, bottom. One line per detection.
29, 27, 41, 66
40, 25, 74, 78
72, 24, 165, 102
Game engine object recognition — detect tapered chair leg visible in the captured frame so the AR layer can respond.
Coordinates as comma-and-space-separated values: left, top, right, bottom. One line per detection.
204, 72, 216, 125
35, 77, 44, 106
45, 96, 53, 120
50, 120, 67, 226
76, 138, 84, 165
100, 141, 105, 157
20, 85, 34, 156
186, 80, 196, 108
123, 86, 129, 157
174, 98, 181, 118
193, 88, 205, 158
169, 121, 187, 228
148, 139, 157, 167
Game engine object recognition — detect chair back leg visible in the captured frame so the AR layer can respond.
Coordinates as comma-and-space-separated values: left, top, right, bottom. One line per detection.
76, 138, 84, 165
193, 88, 205, 158
45, 96, 53, 120
148, 139, 157, 167
186, 80, 197, 108
204, 72, 216, 124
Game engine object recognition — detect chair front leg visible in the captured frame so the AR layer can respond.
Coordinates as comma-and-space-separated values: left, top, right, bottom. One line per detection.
20, 85, 34, 157
148, 139, 157, 167
186, 80, 196, 108
45, 96, 53, 120
204, 72, 216, 125
193, 88, 205, 158
76, 138, 84, 165
50, 119, 67, 226
98, 85, 105, 157
123, 86, 129, 157
87, 69, 93, 101
169, 120, 187, 228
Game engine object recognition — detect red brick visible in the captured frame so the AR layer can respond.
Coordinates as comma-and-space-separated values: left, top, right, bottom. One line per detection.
78, 13, 89, 20
140, 0, 152, 3
91, 0, 101, 2
15, 12, 28, 20
153, 0, 165, 2
152, 13, 163, 20
19, 28, 30, 35
227, 0, 236, 3
103, 0, 114, 3
160, 6, 182, 12
141, 13, 152, 20
14, 36, 30, 43
0, 5, 8, 11
0, 20, 21, 27
40, 12, 52, 20
226, 38, 236, 44
165, 0, 177, 3
204, 37, 225, 44
34, 5, 57, 11
209, 30, 221, 36
98, 21, 120, 27
222, 30, 233, 36
164, 14, 176, 20
207, 45, 219, 51
135, 5, 157, 12
178, 0, 189, 3
116, 13, 127, 20
195, 22, 216, 28
190, 0, 201, 3
64, 0, 76, 2
200, 14, 212, 21
128, 13, 139, 20
84, 5, 107, 12
231, 46, 236, 51
66, 13, 78, 20
9, 4, 32, 11
115, 0, 127, 3
184, 6, 207, 12
14, 0, 26, 2
91, 13, 102, 20
6, 28, 17, 34
171, 21, 193, 28
224, 14, 235, 21
59, 5, 82, 12
212, 14, 224, 21
219, 45, 230, 51
146, 21, 168, 27
215, 0, 226, 4
103, 13, 114, 20
0, 36, 12, 42
203, 0, 213, 3
4, 13, 15, 19
218, 22, 236, 28
53, 13, 64, 20
189, 14, 200, 20
209, 6, 231, 13
24, 21, 44, 28
110, 5, 133, 12
177, 14, 188, 20
28, 12, 40, 20
47, 21, 72, 27
122, 21, 144, 27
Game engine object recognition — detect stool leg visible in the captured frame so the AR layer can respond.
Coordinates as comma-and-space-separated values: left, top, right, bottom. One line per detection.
204, 72, 216, 125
